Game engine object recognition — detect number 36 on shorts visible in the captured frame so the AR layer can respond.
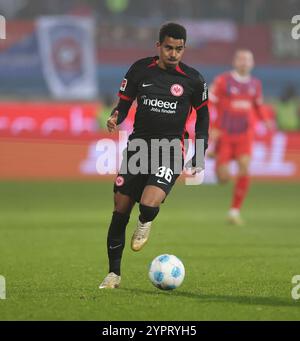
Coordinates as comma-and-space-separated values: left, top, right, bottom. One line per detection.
155, 166, 174, 183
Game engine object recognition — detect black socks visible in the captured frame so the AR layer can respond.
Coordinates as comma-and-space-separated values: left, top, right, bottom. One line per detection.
139, 204, 160, 223
107, 211, 130, 276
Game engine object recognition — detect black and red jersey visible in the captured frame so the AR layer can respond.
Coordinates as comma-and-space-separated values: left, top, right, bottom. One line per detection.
118, 56, 208, 140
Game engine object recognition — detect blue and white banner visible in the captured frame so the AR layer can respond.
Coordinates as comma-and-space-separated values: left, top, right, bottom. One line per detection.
37, 16, 98, 100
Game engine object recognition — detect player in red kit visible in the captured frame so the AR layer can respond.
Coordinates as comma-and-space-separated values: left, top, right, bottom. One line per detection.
209, 49, 272, 225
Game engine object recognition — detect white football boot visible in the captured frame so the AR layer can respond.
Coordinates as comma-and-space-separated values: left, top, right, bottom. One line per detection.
131, 219, 152, 251
99, 272, 121, 289
227, 208, 244, 226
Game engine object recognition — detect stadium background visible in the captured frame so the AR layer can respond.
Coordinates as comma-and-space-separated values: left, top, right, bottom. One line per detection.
1, 0, 300, 321
0, 0, 300, 180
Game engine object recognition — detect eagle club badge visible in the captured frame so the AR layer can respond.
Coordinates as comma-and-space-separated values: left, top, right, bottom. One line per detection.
170, 84, 184, 97
115, 176, 124, 186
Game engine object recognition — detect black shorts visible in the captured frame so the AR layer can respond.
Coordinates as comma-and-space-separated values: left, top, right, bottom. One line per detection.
113, 141, 184, 203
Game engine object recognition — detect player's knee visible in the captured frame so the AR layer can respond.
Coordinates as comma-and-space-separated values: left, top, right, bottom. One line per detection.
238, 170, 248, 177
238, 167, 249, 177
140, 193, 164, 207
114, 202, 133, 215
114, 194, 134, 214
114, 200, 129, 214
217, 172, 230, 184
216, 165, 230, 184
139, 204, 160, 223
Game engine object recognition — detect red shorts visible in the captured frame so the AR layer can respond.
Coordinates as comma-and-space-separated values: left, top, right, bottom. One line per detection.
216, 135, 252, 166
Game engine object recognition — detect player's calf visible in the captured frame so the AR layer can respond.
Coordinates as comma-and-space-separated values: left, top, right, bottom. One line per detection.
217, 173, 230, 184
107, 211, 130, 276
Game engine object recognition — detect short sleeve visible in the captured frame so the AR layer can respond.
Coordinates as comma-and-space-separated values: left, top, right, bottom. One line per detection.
118, 62, 139, 101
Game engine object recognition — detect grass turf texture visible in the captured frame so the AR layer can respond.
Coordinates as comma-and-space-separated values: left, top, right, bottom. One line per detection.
0, 181, 300, 321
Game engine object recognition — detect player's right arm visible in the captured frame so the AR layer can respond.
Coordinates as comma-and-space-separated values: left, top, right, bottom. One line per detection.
208, 75, 225, 137
107, 62, 139, 132
206, 75, 226, 156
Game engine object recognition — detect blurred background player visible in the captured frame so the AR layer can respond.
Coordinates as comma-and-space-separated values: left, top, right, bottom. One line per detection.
209, 49, 273, 225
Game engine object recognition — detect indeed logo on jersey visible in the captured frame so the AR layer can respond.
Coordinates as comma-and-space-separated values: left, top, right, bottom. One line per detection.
141, 96, 177, 114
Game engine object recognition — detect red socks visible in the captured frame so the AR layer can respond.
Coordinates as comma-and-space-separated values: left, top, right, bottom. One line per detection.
231, 175, 250, 210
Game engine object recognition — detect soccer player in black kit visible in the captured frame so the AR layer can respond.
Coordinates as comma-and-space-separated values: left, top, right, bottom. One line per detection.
99, 23, 209, 288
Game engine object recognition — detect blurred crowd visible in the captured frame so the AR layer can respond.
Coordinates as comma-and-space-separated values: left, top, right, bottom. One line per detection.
0, 0, 299, 22
0, 0, 299, 131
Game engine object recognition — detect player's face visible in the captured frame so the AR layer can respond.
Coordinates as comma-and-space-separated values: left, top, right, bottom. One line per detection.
233, 51, 254, 76
157, 36, 185, 69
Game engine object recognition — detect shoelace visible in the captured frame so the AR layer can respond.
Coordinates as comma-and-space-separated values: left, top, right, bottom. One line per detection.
102, 273, 117, 285
136, 227, 149, 239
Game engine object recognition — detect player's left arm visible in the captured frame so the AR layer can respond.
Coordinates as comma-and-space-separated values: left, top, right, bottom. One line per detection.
187, 76, 210, 171
254, 80, 273, 130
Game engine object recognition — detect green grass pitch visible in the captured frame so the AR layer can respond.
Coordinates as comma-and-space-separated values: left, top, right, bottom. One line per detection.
0, 181, 300, 320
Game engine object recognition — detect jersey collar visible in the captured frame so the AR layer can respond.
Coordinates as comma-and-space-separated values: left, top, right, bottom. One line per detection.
231, 70, 251, 83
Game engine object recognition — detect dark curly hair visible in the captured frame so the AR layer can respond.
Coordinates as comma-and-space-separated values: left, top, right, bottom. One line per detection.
159, 22, 187, 44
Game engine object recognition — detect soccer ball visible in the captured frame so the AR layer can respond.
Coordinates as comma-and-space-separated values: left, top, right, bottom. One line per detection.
148, 254, 185, 290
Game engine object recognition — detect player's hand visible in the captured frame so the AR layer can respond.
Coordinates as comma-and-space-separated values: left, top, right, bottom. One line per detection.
206, 150, 216, 159
265, 119, 275, 131
185, 157, 203, 175
189, 167, 203, 176
107, 110, 119, 133
205, 140, 216, 159
210, 128, 221, 141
